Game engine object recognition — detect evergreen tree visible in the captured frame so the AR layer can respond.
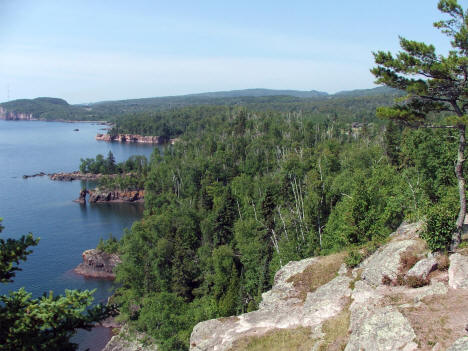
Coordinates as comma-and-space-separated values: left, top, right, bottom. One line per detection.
0, 219, 114, 350
371, 0, 468, 249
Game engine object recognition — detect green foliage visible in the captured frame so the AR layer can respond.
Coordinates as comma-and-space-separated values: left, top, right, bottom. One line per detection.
0, 220, 39, 283
344, 249, 363, 268
96, 234, 119, 254
423, 203, 458, 251
79, 152, 148, 176
104, 83, 460, 350
0, 219, 115, 350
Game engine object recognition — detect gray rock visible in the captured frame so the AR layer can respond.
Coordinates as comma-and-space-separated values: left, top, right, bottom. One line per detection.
406, 257, 438, 279
189, 261, 351, 351
410, 282, 448, 302
449, 253, 468, 289
390, 221, 424, 240
360, 239, 419, 286
338, 263, 348, 275
103, 329, 158, 351
447, 337, 468, 351
345, 306, 418, 351
302, 275, 352, 326
260, 257, 318, 310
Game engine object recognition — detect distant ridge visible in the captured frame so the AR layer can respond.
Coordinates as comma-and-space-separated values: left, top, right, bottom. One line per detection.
185, 88, 329, 99
0, 86, 401, 121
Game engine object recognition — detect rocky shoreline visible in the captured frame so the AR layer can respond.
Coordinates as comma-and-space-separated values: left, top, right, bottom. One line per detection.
96, 133, 179, 145
74, 249, 121, 280
23, 171, 125, 181
96, 133, 167, 144
75, 188, 145, 204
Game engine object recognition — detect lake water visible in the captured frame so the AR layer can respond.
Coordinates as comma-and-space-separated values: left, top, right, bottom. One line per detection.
0, 120, 156, 350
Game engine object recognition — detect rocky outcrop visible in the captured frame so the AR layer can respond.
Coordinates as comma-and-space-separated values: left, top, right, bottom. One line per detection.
189, 222, 468, 351
0, 106, 36, 120
345, 306, 417, 351
23, 171, 109, 181
103, 327, 158, 351
74, 249, 121, 280
407, 256, 438, 280
87, 189, 144, 203
448, 337, 468, 351
75, 189, 88, 204
23, 172, 47, 179
96, 133, 169, 144
49, 172, 114, 181
449, 253, 468, 289
360, 239, 419, 286
190, 256, 352, 351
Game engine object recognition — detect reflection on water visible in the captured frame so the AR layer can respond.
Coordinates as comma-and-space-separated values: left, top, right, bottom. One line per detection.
79, 202, 144, 223
0, 120, 152, 350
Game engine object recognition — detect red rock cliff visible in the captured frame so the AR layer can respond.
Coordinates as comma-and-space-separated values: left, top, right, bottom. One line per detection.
96, 133, 168, 144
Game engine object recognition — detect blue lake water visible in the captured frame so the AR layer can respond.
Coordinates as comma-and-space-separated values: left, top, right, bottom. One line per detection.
0, 120, 157, 350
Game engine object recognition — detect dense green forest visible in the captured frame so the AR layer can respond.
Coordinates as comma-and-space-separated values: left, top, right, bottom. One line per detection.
0, 97, 96, 121
101, 104, 459, 350
0, 87, 400, 126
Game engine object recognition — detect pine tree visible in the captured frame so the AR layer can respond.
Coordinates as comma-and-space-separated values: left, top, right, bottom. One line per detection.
371, 0, 468, 249
0, 219, 115, 350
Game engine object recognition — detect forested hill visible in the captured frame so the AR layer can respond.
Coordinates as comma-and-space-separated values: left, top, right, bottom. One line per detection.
104, 104, 460, 350
0, 97, 95, 121
0, 86, 400, 122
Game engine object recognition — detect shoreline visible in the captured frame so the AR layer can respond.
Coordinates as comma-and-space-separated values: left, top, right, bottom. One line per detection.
0, 118, 110, 124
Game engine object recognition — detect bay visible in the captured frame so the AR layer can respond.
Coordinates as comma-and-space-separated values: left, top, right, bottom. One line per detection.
0, 120, 156, 350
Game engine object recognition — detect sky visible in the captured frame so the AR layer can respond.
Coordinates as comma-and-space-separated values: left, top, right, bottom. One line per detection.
0, 0, 458, 104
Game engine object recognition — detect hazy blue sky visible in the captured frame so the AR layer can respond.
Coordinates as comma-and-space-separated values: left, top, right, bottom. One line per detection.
0, 0, 456, 103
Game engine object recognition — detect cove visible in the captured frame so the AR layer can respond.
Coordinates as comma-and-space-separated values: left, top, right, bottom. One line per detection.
0, 120, 156, 350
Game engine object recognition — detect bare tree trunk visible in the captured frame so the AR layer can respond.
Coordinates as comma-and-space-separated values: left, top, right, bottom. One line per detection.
452, 125, 466, 251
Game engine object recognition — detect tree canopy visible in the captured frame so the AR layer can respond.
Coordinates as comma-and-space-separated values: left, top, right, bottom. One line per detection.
371, 0, 468, 249
0, 219, 115, 351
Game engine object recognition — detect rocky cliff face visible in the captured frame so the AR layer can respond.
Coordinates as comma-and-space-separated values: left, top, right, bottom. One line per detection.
87, 189, 144, 203
74, 249, 121, 280
190, 222, 468, 351
96, 133, 168, 144
0, 106, 35, 120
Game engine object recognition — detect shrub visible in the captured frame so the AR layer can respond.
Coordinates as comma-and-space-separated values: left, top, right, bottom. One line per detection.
382, 275, 392, 286
400, 251, 419, 271
345, 249, 363, 268
422, 203, 457, 251
405, 275, 430, 288
396, 273, 406, 286
97, 234, 119, 254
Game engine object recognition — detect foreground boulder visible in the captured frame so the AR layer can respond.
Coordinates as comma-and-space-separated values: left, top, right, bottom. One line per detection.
449, 253, 468, 289
189, 222, 468, 351
406, 256, 438, 280
74, 249, 121, 279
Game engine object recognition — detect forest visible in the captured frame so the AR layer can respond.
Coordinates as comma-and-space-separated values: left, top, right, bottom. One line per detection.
98, 103, 460, 350
0, 87, 400, 126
